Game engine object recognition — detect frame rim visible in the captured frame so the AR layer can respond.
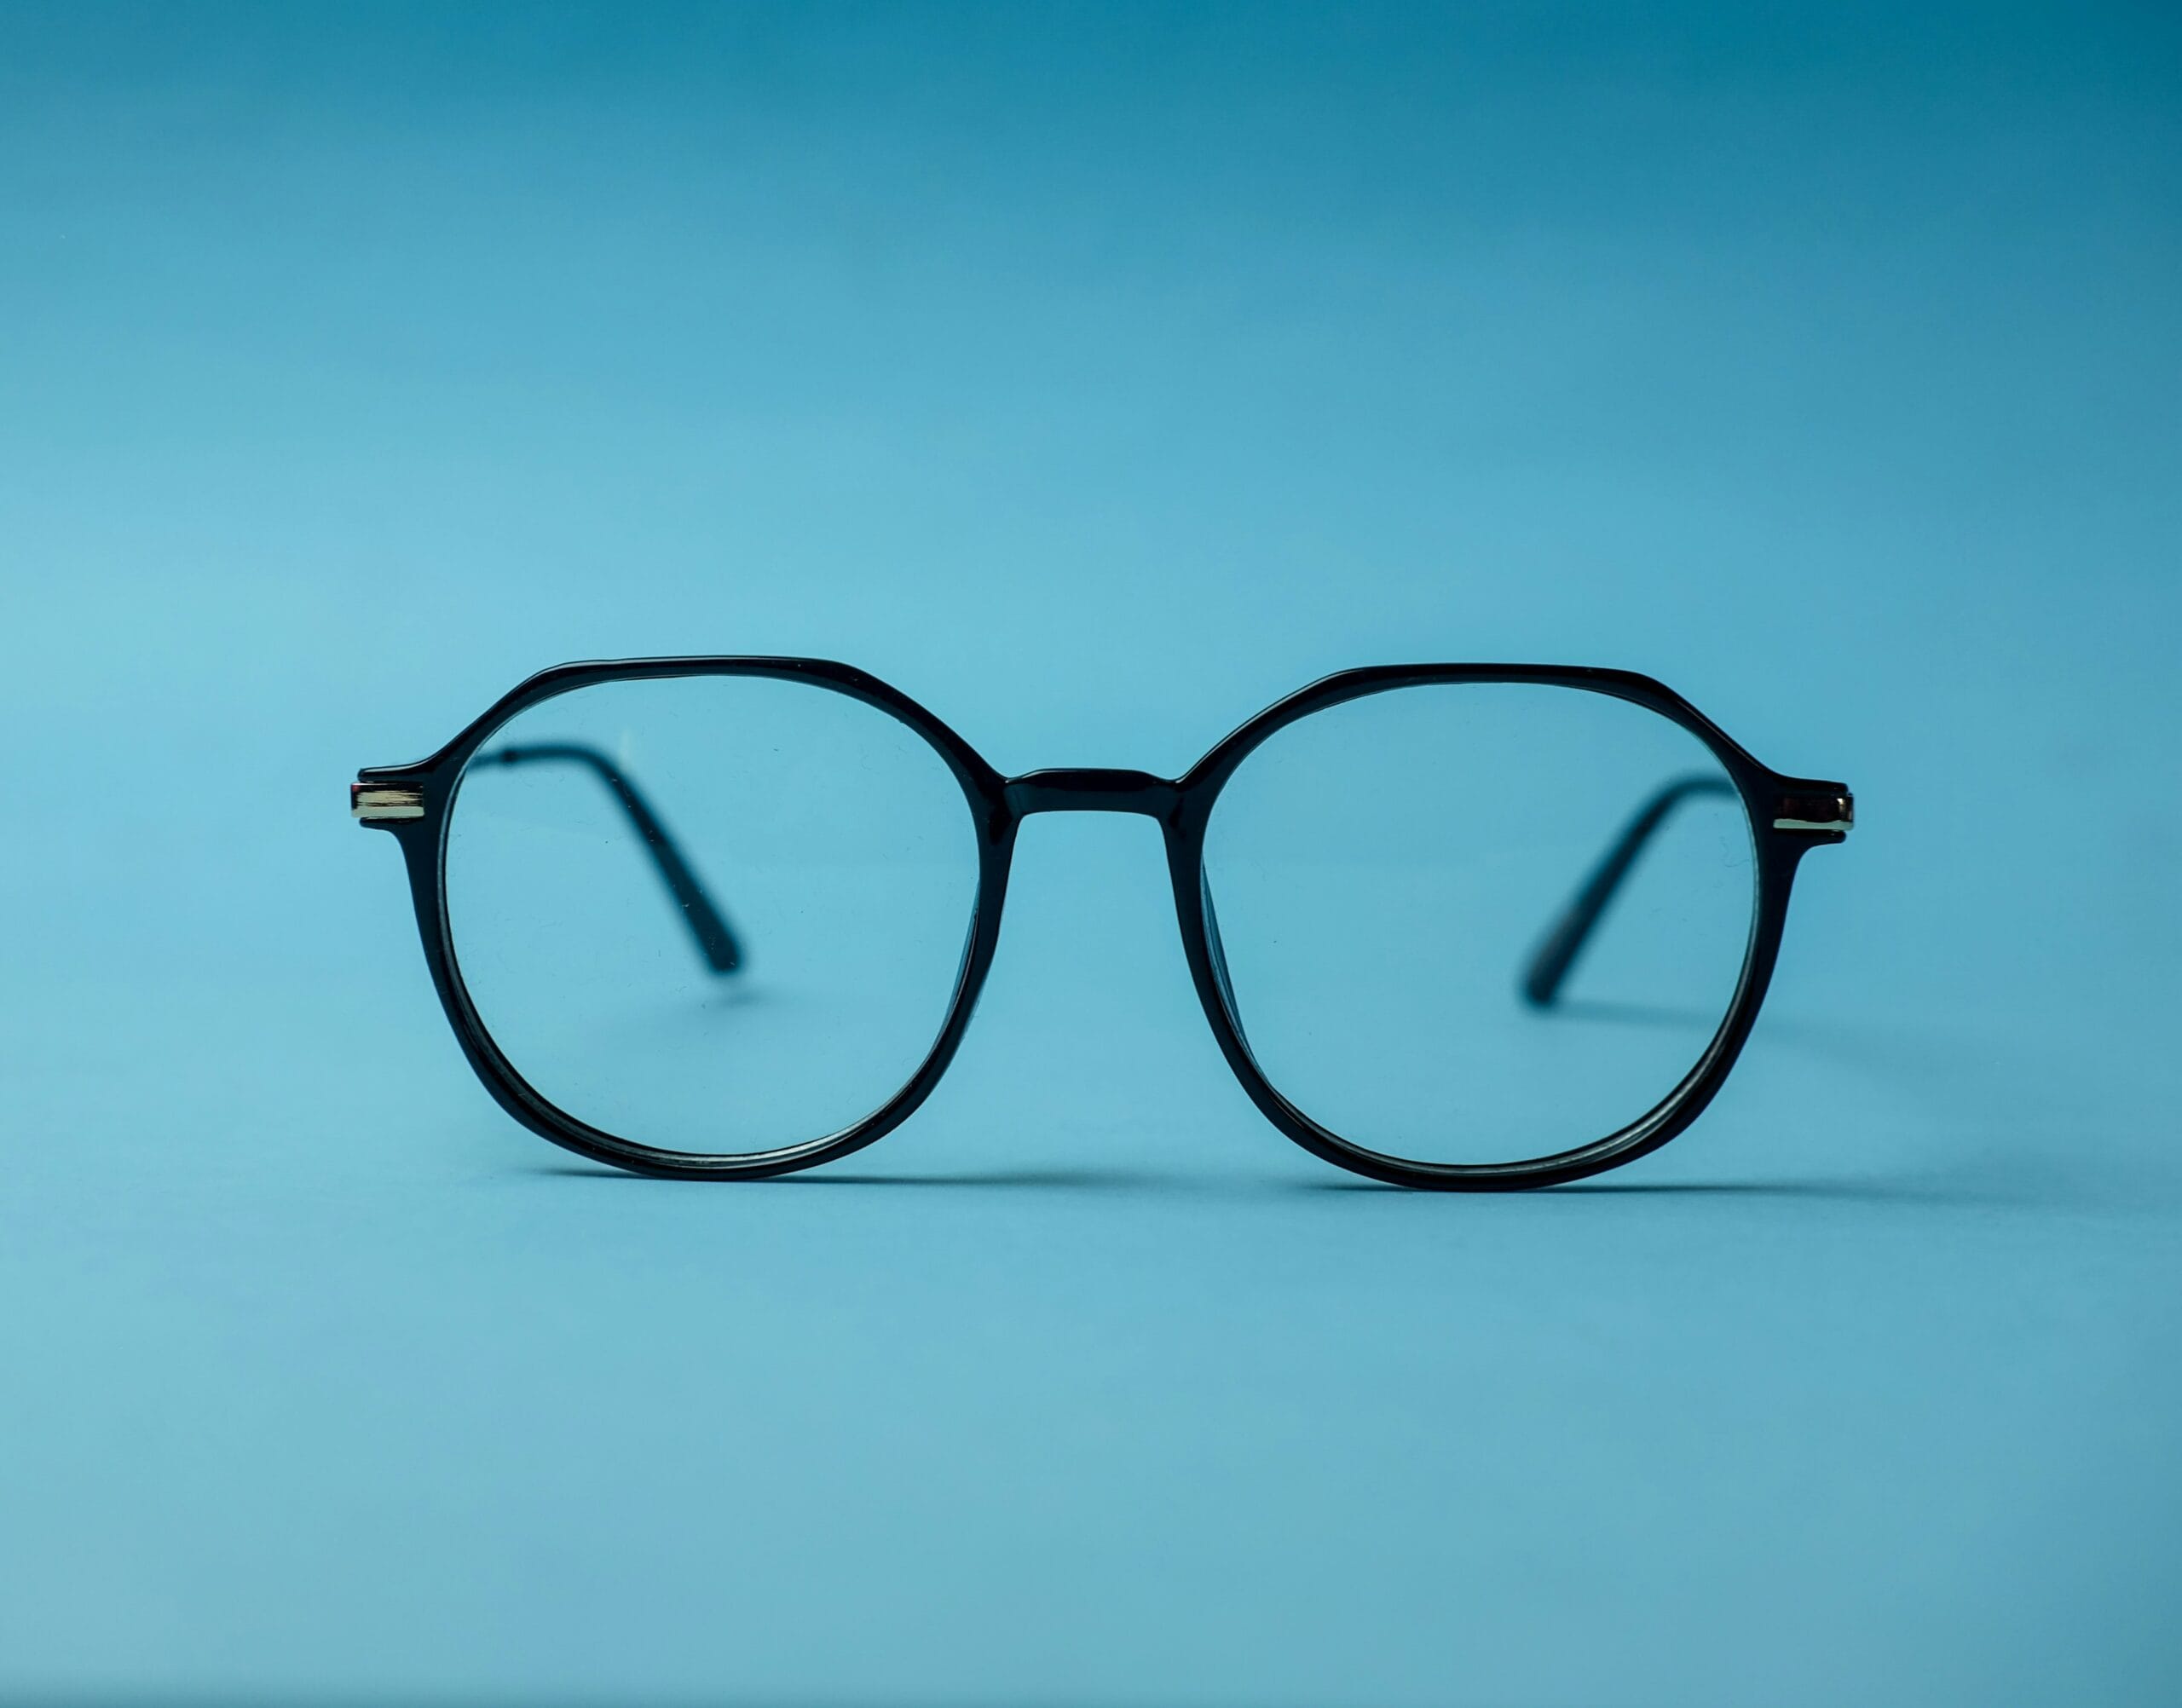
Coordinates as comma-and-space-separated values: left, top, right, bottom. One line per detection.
1170, 663, 1831, 1189
359, 657, 1847, 1190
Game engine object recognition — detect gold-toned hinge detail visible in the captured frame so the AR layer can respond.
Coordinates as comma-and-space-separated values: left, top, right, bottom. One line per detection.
351, 783, 425, 822
1773, 791, 1853, 834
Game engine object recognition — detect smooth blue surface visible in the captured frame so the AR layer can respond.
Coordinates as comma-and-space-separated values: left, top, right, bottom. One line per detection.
2, 5, 2178, 1703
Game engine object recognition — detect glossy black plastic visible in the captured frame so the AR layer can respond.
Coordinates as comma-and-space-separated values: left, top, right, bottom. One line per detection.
356, 659, 1850, 1191
1520, 773, 1740, 1007
482, 741, 743, 972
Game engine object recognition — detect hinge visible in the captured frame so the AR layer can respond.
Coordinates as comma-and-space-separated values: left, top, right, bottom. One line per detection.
1773, 790, 1853, 834
351, 782, 426, 822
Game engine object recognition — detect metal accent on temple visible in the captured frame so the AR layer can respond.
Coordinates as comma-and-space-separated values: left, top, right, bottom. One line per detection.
351, 783, 426, 822
1773, 791, 1854, 834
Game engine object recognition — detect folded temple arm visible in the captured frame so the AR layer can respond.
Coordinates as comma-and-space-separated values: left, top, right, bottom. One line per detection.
1520, 775, 1738, 1008
479, 742, 743, 974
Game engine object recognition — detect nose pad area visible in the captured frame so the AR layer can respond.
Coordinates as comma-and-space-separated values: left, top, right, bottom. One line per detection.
1198, 864, 1246, 1036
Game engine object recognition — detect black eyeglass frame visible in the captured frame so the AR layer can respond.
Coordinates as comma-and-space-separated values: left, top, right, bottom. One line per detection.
355, 658, 1850, 1191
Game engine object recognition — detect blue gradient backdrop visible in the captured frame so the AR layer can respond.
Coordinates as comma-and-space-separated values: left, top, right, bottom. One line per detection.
3, 5, 2178, 1703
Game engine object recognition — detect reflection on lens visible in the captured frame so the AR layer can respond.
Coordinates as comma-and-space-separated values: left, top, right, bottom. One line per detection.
444, 675, 979, 1157
1202, 684, 1755, 1165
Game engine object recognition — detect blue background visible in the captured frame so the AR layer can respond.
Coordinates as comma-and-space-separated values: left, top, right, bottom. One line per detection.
3, 4, 2178, 1702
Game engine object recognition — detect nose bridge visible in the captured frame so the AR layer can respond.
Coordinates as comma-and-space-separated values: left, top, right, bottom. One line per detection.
1005, 767, 1179, 819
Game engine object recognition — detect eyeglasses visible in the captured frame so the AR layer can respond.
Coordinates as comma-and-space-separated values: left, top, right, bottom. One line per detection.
353, 660, 1851, 1190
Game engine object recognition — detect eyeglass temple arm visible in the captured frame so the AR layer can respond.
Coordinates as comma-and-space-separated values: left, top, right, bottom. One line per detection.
1520, 774, 1738, 1008
478, 742, 744, 974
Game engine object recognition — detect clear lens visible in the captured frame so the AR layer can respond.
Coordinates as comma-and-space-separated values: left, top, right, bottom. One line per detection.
1201, 684, 1755, 1165
444, 675, 980, 1157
